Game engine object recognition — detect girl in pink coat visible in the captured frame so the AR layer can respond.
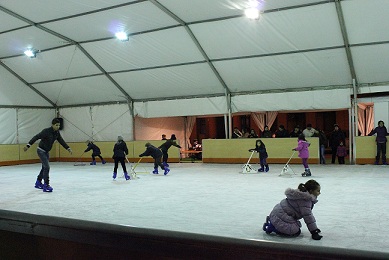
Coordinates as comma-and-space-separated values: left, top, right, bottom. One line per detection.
263, 179, 323, 240
293, 134, 311, 177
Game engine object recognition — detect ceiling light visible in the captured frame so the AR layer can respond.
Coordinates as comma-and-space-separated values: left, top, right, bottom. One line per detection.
245, 8, 260, 19
115, 32, 128, 41
24, 49, 36, 58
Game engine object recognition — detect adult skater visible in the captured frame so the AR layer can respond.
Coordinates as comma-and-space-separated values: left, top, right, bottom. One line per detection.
85, 141, 106, 165
329, 124, 345, 164
139, 143, 170, 175
368, 120, 389, 165
23, 118, 72, 192
158, 134, 181, 167
293, 134, 311, 177
112, 136, 130, 180
263, 179, 322, 240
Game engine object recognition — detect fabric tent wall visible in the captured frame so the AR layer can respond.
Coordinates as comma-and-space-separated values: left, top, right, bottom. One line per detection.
134, 96, 228, 118
232, 88, 352, 112
134, 116, 185, 149
59, 104, 133, 142
0, 108, 55, 144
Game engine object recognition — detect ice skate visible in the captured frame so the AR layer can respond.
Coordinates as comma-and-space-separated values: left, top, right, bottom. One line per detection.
42, 184, 53, 192
152, 168, 158, 174
124, 172, 130, 180
301, 169, 311, 177
112, 172, 117, 179
35, 180, 43, 189
102, 160, 106, 164
164, 167, 170, 175
265, 165, 269, 172
90, 160, 96, 165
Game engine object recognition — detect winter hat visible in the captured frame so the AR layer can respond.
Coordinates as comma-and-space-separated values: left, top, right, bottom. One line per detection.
117, 136, 123, 141
171, 134, 176, 140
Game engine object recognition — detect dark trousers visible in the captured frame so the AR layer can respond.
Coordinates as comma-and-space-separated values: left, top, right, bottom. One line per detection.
92, 154, 104, 161
338, 156, 345, 164
331, 147, 337, 164
114, 158, 127, 173
154, 156, 165, 170
161, 149, 168, 163
37, 148, 50, 184
376, 142, 387, 163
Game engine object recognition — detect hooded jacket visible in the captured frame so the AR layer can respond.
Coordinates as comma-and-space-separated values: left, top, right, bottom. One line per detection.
269, 188, 318, 235
368, 121, 388, 143
295, 140, 310, 159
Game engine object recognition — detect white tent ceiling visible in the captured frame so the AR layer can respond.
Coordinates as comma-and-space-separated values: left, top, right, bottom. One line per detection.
1, 0, 389, 111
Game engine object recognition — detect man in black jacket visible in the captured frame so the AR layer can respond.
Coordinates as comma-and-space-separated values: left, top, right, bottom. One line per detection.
158, 134, 181, 167
139, 143, 170, 175
23, 118, 72, 192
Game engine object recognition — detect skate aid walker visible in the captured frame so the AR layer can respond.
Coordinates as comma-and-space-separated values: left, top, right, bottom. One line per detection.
241, 149, 258, 173
279, 150, 297, 177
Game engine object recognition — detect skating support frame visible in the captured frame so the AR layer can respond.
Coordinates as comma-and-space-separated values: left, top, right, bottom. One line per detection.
279, 151, 296, 177
241, 150, 258, 174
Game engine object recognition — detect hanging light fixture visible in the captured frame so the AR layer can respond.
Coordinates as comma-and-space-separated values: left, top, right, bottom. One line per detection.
24, 49, 37, 58
115, 32, 129, 41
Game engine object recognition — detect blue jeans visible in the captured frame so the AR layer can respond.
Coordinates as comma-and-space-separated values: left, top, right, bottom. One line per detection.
320, 145, 326, 164
37, 148, 50, 184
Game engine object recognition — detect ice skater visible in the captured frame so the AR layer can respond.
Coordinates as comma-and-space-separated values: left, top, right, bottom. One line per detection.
85, 141, 106, 165
112, 136, 130, 180
368, 120, 388, 165
139, 142, 170, 175
23, 118, 72, 192
293, 134, 311, 177
253, 139, 269, 172
262, 179, 322, 240
158, 134, 181, 167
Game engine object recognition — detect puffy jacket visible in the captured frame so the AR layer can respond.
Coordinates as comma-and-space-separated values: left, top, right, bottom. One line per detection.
269, 188, 318, 235
295, 140, 310, 159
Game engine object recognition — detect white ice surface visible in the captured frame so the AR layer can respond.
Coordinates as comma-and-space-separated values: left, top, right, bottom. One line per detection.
0, 162, 388, 254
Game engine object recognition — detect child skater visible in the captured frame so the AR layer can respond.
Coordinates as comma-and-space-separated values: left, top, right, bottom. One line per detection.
254, 139, 269, 172
158, 134, 181, 167
112, 136, 130, 180
336, 141, 347, 164
293, 134, 311, 177
85, 141, 106, 165
263, 179, 323, 240
139, 142, 170, 175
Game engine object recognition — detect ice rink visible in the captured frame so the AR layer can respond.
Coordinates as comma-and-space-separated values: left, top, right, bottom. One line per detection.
0, 161, 388, 255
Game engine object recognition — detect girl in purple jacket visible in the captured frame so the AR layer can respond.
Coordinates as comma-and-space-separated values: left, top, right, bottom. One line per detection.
263, 179, 322, 240
293, 134, 311, 177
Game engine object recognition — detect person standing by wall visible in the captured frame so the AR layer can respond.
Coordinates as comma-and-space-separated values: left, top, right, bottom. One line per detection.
368, 120, 389, 165
336, 141, 347, 164
329, 124, 345, 164
23, 118, 72, 192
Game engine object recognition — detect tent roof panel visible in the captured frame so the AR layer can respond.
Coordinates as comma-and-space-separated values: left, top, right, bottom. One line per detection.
33, 75, 126, 106
342, 0, 389, 44
111, 63, 225, 100
191, 3, 343, 59
43, 2, 178, 42
214, 49, 352, 93
3, 46, 101, 83
0, 0, 139, 23
82, 27, 204, 72
0, 66, 52, 107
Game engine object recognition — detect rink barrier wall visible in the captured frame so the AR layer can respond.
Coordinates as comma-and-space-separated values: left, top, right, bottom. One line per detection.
0, 209, 388, 260
0, 137, 385, 166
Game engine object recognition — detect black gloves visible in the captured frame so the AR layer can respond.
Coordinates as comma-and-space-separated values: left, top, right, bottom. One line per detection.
139, 154, 143, 157
311, 229, 323, 240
